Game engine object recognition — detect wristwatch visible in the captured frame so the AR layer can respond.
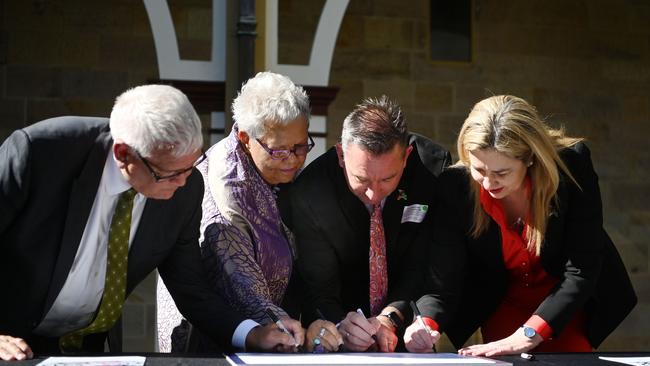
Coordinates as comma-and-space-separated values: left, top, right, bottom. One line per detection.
522, 325, 537, 338
379, 311, 404, 330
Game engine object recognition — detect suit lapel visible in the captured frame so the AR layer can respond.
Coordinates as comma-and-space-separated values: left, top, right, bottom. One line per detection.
44, 131, 113, 314
126, 197, 164, 292
484, 222, 506, 271
383, 141, 417, 253
383, 188, 404, 253
540, 175, 569, 266
329, 151, 369, 239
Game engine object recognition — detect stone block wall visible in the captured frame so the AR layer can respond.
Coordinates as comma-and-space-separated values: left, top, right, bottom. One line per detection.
1, 0, 648, 352
0, 0, 213, 140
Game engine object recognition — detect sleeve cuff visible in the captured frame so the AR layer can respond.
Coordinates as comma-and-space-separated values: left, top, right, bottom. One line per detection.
422, 317, 440, 332
525, 315, 553, 340
232, 319, 260, 350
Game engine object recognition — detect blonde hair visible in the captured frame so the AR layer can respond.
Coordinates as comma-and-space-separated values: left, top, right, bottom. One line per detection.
457, 95, 582, 255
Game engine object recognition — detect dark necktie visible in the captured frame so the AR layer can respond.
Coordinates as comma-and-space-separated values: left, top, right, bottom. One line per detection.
59, 188, 136, 351
369, 204, 388, 316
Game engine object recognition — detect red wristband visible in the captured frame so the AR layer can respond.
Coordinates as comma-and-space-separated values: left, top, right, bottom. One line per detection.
421, 317, 439, 332
525, 315, 553, 340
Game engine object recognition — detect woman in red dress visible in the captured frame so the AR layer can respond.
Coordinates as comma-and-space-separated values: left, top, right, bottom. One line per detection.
404, 95, 636, 356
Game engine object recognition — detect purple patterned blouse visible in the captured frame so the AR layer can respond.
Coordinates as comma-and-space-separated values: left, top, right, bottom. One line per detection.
198, 125, 295, 324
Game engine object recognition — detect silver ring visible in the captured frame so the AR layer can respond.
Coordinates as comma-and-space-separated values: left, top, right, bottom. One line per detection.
318, 328, 326, 337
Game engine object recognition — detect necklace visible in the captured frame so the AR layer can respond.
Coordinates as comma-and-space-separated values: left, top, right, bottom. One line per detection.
509, 216, 525, 233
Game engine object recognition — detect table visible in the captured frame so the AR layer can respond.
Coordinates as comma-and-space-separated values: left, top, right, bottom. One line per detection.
1, 352, 648, 366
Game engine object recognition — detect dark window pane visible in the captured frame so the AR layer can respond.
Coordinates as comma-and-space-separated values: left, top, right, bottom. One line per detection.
430, 0, 472, 62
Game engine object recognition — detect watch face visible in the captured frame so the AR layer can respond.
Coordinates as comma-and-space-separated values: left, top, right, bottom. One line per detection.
523, 326, 536, 338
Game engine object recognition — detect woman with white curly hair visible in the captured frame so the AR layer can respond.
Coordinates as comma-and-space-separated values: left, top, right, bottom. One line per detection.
157, 72, 342, 353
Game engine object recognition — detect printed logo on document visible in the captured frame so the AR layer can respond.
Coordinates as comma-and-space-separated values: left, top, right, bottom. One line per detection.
401, 204, 428, 224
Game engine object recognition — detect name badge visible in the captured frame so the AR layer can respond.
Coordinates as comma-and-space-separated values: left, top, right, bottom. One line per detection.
401, 204, 428, 224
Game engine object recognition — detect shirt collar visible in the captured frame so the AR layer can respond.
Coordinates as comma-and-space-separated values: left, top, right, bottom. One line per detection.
107, 150, 133, 196
364, 198, 386, 213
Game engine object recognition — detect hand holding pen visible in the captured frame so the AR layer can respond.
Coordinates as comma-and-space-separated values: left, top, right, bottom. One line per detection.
264, 308, 302, 351
337, 308, 381, 352
404, 301, 440, 353
304, 309, 343, 353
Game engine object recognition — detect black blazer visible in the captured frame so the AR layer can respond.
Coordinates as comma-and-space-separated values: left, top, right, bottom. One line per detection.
419, 143, 636, 349
0, 117, 244, 353
280, 133, 451, 326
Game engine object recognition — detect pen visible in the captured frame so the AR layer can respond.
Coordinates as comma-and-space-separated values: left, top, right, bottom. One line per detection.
316, 308, 344, 348
355, 308, 378, 342
410, 301, 437, 353
265, 308, 299, 347
315, 308, 326, 321
312, 308, 332, 353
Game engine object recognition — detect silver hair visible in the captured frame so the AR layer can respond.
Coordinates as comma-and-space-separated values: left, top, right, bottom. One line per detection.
232, 71, 310, 138
341, 95, 408, 155
109, 84, 203, 157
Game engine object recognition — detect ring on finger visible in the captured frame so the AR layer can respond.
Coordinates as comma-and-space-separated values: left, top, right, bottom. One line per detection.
318, 328, 326, 337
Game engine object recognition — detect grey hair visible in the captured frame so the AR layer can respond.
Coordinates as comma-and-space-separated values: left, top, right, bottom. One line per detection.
232, 71, 310, 138
109, 84, 203, 157
341, 95, 408, 155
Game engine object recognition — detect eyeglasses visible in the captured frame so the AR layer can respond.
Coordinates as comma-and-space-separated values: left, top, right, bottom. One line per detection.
135, 150, 207, 182
255, 135, 315, 160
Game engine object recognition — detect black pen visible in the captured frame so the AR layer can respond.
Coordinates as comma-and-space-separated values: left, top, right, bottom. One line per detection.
315, 308, 326, 321
410, 300, 437, 353
316, 308, 343, 348
265, 308, 299, 346
356, 308, 378, 342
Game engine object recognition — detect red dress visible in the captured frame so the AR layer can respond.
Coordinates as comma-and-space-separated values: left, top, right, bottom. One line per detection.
479, 184, 592, 352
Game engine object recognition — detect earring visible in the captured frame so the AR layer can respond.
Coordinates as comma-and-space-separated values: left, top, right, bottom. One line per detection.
527, 161, 533, 167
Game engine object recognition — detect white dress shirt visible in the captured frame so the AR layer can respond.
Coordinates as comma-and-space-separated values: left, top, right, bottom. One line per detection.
34, 151, 257, 348
34, 152, 145, 336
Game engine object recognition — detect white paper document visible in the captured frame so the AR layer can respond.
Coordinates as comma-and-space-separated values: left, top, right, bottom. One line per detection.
36, 356, 146, 366
599, 356, 650, 366
227, 352, 511, 365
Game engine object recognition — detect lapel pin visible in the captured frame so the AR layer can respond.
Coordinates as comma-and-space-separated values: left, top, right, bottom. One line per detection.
397, 189, 408, 201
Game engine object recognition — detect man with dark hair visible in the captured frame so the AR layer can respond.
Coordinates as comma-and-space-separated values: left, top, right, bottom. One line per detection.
280, 96, 451, 352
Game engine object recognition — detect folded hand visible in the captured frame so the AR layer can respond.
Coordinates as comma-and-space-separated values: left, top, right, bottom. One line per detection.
0, 335, 33, 361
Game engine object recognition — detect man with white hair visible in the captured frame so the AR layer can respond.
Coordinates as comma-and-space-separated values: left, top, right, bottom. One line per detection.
0, 85, 299, 360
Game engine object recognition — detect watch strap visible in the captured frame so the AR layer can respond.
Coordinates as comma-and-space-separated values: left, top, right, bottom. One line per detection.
379, 311, 404, 330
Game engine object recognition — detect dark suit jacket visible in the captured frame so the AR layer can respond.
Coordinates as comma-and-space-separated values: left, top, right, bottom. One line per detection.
421, 143, 636, 349
280, 133, 451, 327
0, 117, 244, 353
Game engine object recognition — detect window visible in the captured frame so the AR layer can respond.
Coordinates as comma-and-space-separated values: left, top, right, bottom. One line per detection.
430, 0, 472, 62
